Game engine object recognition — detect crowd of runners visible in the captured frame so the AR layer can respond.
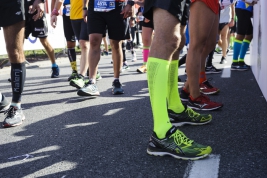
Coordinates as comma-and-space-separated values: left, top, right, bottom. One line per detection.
0, 0, 258, 160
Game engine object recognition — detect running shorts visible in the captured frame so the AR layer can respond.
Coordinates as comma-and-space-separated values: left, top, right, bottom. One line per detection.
191, 0, 219, 14
235, 8, 253, 36
25, 13, 48, 39
87, 9, 128, 40
142, 18, 154, 29
181, 0, 190, 26
63, 15, 76, 42
219, 22, 228, 31
71, 19, 89, 41
0, 0, 26, 27
143, 0, 186, 23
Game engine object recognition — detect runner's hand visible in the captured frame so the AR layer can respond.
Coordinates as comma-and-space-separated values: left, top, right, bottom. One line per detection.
83, 9, 88, 23
51, 15, 57, 28
30, 0, 45, 21
121, 4, 132, 18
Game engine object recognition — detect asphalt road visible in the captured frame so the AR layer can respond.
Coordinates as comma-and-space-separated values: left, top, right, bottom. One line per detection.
0, 49, 266, 178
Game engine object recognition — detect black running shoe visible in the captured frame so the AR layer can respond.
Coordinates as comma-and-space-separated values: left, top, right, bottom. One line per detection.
112, 79, 124, 95
168, 105, 212, 126
77, 81, 100, 97
147, 126, 212, 160
51, 66, 60, 78
0, 94, 10, 113
2, 106, 25, 128
68, 71, 78, 81
219, 57, 227, 64
180, 89, 189, 102
205, 65, 222, 74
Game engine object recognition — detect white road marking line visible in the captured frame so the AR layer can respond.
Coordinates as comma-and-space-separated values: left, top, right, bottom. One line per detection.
221, 65, 231, 78
183, 154, 221, 178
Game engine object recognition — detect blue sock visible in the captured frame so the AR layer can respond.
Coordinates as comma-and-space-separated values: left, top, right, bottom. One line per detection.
52, 63, 57, 68
239, 40, 251, 62
233, 39, 242, 63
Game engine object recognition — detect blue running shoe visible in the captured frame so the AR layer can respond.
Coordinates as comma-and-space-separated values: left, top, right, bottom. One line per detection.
112, 79, 124, 95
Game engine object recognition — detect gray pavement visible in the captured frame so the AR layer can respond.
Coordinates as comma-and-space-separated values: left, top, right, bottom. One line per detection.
0, 49, 267, 178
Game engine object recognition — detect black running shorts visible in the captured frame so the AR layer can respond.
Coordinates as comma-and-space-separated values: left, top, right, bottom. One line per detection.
219, 22, 228, 31
87, 9, 128, 40
71, 19, 89, 41
143, 0, 186, 23
142, 18, 154, 29
25, 13, 48, 39
181, 0, 190, 26
235, 8, 253, 36
0, 0, 26, 27
63, 15, 76, 42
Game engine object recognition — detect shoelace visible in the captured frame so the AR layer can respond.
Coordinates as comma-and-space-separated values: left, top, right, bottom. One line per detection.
186, 108, 200, 119
171, 129, 194, 146
4, 106, 16, 118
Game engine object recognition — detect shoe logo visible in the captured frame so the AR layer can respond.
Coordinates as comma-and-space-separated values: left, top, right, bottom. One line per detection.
194, 103, 208, 108
15, 11, 22, 15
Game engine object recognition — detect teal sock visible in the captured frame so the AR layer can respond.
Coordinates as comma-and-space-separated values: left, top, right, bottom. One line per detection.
239, 40, 251, 61
52, 63, 57, 67
233, 40, 242, 62
11, 102, 21, 109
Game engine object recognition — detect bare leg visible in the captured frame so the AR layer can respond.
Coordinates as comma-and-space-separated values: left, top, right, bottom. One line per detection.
89, 34, 102, 80
186, 1, 218, 98
79, 40, 89, 76
39, 37, 56, 64
110, 39, 122, 78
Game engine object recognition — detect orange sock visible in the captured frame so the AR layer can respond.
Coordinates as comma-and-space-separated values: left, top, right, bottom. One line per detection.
199, 71, 206, 84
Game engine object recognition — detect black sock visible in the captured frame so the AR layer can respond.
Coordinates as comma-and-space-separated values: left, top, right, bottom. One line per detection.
67, 48, 76, 62
179, 54, 187, 67
206, 48, 215, 67
122, 42, 126, 62
11, 62, 26, 102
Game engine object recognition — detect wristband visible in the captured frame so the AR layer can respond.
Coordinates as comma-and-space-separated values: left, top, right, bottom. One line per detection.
52, 9, 59, 16
127, 1, 135, 6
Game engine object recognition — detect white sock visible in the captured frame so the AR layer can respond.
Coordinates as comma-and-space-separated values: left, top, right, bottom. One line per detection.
0, 93, 2, 101
11, 102, 21, 109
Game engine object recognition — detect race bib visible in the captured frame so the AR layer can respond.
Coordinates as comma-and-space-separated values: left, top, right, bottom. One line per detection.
94, 0, 115, 12
65, 5, 71, 16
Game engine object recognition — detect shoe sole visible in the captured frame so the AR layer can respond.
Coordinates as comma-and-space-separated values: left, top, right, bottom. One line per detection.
147, 149, 211, 161
180, 98, 189, 102
205, 71, 222, 74
171, 119, 212, 127
187, 104, 223, 111
136, 69, 146, 73
112, 91, 124, 95
231, 68, 249, 71
70, 82, 83, 89
77, 90, 100, 97
2, 115, 25, 128
0, 103, 10, 113
200, 90, 220, 95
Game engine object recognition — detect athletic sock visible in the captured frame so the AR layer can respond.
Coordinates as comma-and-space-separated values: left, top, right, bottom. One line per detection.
232, 39, 242, 63
11, 62, 26, 103
52, 63, 57, 67
143, 46, 150, 63
122, 41, 127, 62
238, 39, 251, 63
206, 48, 215, 67
67, 48, 77, 71
230, 36, 235, 47
199, 71, 206, 84
11, 102, 21, 109
178, 54, 187, 67
167, 60, 185, 113
147, 57, 172, 139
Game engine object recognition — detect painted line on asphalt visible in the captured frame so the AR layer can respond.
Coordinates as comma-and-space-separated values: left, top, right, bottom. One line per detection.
183, 154, 220, 178
221, 65, 231, 78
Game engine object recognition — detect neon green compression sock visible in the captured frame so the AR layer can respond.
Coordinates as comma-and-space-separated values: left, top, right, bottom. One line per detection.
167, 60, 185, 113
147, 57, 172, 139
